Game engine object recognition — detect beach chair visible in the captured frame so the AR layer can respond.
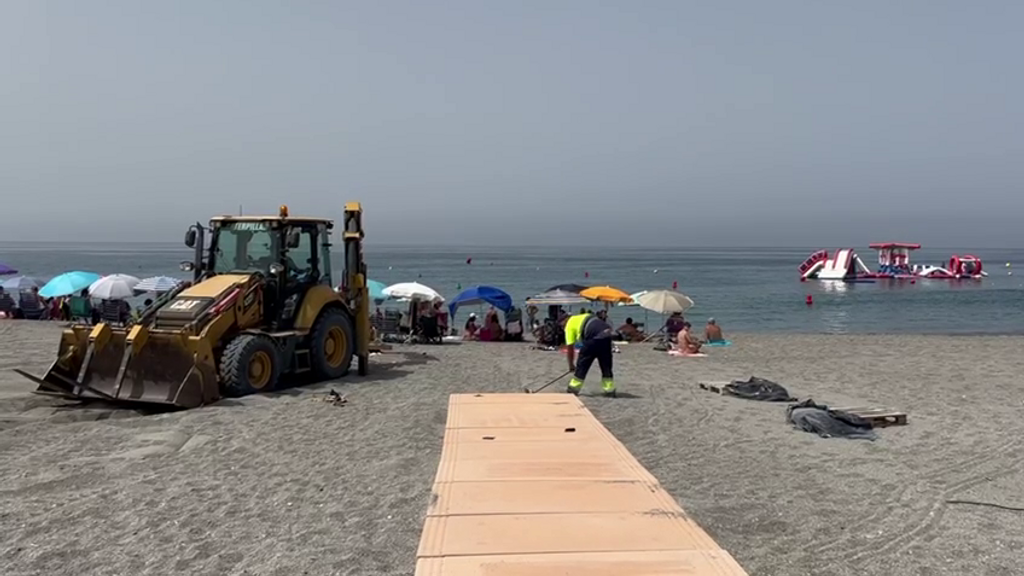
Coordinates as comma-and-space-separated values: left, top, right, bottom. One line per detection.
416, 315, 442, 344
380, 310, 401, 336
68, 296, 93, 324
99, 299, 128, 326
0, 294, 15, 318
18, 294, 46, 320
537, 319, 562, 347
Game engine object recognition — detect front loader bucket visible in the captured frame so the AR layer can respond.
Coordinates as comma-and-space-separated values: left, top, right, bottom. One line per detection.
18, 324, 220, 409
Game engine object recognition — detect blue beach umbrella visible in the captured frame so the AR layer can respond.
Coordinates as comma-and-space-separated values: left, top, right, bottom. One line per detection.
0, 263, 17, 276
367, 279, 388, 304
1, 276, 45, 291
448, 285, 513, 319
39, 271, 102, 298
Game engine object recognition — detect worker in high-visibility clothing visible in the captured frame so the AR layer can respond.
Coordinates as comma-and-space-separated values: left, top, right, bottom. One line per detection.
564, 308, 616, 397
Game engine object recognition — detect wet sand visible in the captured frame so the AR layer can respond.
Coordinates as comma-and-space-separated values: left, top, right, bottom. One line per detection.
2, 320, 1023, 575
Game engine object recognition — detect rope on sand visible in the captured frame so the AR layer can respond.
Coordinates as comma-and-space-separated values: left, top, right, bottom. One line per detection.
946, 499, 1024, 512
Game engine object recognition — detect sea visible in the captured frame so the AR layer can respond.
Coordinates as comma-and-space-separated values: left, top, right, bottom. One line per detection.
2, 242, 1023, 335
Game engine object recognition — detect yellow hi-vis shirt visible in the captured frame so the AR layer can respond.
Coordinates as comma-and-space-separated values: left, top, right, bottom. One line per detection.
564, 313, 591, 347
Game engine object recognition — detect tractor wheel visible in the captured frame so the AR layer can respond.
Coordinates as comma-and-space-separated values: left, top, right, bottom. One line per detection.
309, 308, 355, 380
220, 334, 282, 397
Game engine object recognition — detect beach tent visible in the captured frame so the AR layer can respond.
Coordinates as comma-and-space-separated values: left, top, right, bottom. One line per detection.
39, 271, 102, 298
546, 283, 588, 294
525, 289, 589, 306
1, 276, 45, 291
448, 286, 513, 319
0, 263, 17, 276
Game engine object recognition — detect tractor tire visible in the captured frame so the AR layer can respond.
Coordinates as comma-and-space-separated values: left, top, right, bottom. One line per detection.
309, 308, 355, 381
220, 334, 282, 397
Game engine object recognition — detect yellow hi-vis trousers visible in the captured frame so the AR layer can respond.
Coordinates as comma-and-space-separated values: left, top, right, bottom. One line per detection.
568, 338, 615, 392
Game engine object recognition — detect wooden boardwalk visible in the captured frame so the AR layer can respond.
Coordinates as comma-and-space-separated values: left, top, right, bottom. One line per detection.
415, 393, 749, 575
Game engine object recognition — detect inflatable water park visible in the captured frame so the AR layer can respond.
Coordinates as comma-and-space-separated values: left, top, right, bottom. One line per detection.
800, 243, 986, 282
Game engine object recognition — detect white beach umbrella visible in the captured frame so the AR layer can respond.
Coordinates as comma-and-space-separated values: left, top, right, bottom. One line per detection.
617, 290, 647, 307
635, 289, 694, 314
88, 274, 141, 300
135, 276, 184, 293
382, 282, 444, 302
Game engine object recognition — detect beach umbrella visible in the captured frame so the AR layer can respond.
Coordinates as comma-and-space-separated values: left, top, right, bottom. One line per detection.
525, 289, 589, 306
547, 283, 589, 294
0, 263, 17, 276
367, 279, 388, 303
88, 274, 141, 300
383, 282, 444, 302
635, 289, 694, 314
617, 290, 647, 307
448, 285, 513, 319
134, 276, 183, 293
1, 276, 45, 291
580, 286, 633, 304
39, 271, 102, 298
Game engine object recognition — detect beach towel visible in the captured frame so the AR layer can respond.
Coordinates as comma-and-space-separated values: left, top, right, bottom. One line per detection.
723, 376, 794, 402
668, 350, 706, 357
786, 399, 877, 440
704, 340, 732, 347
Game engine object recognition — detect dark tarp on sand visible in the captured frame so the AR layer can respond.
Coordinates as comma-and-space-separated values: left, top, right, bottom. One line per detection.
786, 399, 877, 441
724, 376, 795, 402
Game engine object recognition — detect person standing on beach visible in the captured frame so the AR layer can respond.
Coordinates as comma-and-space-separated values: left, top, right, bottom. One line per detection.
565, 308, 616, 397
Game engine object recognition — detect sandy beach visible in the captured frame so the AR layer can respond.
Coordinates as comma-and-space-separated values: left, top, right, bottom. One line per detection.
2, 320, 1023, 575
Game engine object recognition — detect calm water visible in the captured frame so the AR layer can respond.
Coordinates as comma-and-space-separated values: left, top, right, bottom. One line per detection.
2, 242, 1023, 335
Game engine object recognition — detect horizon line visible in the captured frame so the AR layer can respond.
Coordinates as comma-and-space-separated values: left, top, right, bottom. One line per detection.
0, 239, 1018, 251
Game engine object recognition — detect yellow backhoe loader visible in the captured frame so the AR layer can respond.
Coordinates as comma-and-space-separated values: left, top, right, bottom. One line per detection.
16, 203, 372, 408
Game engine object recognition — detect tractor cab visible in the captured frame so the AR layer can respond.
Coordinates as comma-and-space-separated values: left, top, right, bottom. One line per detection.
184, 206, 335, 330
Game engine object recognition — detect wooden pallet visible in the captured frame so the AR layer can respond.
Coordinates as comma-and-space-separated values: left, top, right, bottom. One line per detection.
697, 382, 732, 395
836, 406, 908, 427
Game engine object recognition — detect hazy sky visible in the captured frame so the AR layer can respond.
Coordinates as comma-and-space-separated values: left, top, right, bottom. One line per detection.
4, 1, 1022, 246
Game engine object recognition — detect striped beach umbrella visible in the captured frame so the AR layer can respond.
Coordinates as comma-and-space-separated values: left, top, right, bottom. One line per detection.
135, 276, 184, 293
525, 289, 589, 306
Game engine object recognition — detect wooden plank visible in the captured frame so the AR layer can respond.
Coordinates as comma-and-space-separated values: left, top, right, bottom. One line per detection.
427, 480, 667, 516
444, 424, 600, 444
415, 550, 748, 576
417, 512, 720, 557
